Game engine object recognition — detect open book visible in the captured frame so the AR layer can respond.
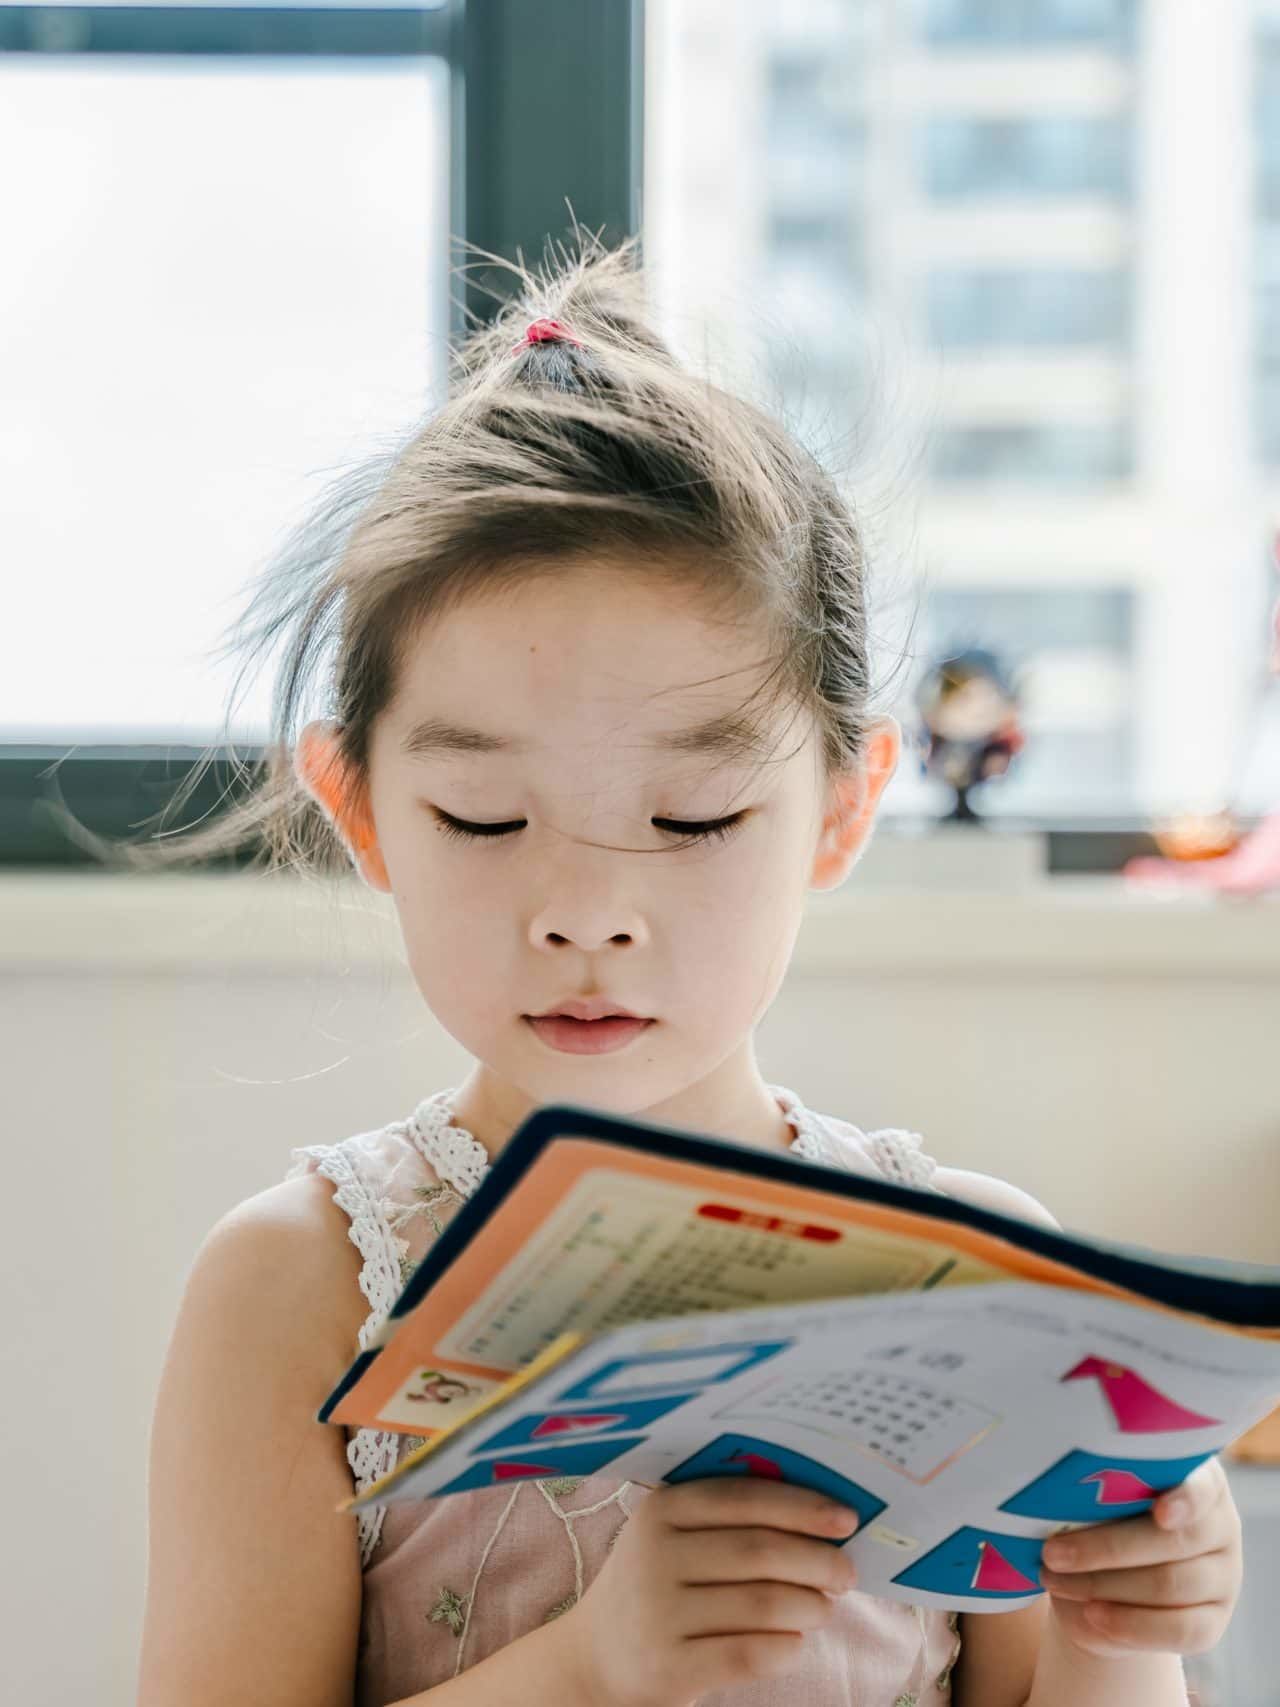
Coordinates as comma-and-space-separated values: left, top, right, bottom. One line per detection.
317, 1102, 1280, 1613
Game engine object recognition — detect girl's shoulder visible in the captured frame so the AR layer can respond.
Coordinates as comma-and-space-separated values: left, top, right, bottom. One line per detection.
791, 1093, 1060, 1230
777, 1085, 946, 1194
282, 1095, 485, 1348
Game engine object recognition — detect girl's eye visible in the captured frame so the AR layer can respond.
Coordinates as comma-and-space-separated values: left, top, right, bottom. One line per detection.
654, 814, 748, 846
431, 812, 525, 842
430, 810, 748, 846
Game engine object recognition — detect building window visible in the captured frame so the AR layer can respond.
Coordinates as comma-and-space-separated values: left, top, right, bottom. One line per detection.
927, 268, 1130, 349
921, 115, 1131, 200
919, 0, 1137, 47
929, 421, 1132, 485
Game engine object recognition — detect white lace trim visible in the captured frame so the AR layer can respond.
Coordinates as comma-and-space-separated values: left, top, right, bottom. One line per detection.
287, 1138, 414, 1567
772, 1081, 941, 1192
408, 1090, 492, 1195
306, 1082, 939, 1569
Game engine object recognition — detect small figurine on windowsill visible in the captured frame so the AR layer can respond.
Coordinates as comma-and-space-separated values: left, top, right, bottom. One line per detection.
913, 646, 1026, 823
1124, 548, 1280, 898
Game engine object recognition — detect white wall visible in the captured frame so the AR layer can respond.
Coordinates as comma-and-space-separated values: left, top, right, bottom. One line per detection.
4, 871, 1278, 1705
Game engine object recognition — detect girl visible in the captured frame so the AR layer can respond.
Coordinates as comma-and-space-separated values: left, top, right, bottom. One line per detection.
133, 231, 1237, 1706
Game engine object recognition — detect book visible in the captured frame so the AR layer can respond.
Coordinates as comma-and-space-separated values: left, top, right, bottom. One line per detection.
317, 1101, 1280, 1613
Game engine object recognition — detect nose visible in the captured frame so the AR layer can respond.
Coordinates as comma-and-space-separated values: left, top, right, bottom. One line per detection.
530, 908, 650, 953
528, 876, 652, 954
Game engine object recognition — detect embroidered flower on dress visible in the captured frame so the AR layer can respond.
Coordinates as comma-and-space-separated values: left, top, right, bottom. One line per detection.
935, 1610, 962, 1690
413, 1180, 456, 1236
541, 1593, 579, 1624
537, 1476, 585, 1497
428, 1586, 469, 1636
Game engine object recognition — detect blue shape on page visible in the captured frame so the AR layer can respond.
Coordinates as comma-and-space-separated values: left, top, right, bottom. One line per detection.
662, 1432, 885, 1544
469, 1391, 696, 1455
558, 1339, 792, 1403
434, 1433, 646, 1494
999, 1447, 1216, 1522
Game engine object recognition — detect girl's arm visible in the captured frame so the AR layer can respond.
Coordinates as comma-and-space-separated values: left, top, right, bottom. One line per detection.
137, 1176, 370, 1707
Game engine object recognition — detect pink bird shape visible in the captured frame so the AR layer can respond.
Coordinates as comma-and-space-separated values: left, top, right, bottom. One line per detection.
724, 1448, 784, 1479
1062, 1356, 1221, 1433
1079, 1466, 1158, 1504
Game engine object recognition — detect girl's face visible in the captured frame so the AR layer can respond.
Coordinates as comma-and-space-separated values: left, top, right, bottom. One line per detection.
298, 562, 898, 1146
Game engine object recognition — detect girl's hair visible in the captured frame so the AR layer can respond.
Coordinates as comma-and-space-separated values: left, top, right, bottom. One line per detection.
57, 220, 911, 876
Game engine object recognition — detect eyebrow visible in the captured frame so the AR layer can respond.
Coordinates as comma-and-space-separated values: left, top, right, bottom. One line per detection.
398, 710, 773, 764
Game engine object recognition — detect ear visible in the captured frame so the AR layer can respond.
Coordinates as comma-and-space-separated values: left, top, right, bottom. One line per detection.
809, 716, 901, 893
293, 719, 391, 892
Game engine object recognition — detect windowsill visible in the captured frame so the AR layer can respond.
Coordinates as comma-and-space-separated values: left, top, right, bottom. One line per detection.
3, 868, 1278, 975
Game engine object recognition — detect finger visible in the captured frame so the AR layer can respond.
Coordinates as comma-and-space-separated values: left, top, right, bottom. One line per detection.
1040, 1551, 1227, 1608
680, 1578, 838, 1640
672, 1524, 857, 1597
1153, 1457, 1229, 1534
1042, 1506, 1219, 1574
659, 1476, 858, 1540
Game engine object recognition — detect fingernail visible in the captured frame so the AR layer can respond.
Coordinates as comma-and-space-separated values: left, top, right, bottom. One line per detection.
1162, 1498, 1189, 1527
827, 1503, 859, 1528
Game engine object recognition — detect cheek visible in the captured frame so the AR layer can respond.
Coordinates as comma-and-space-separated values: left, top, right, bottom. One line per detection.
390, 857, 503, 993
679, 843, 803, 969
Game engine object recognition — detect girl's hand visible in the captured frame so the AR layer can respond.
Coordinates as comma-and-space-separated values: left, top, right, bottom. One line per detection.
1037, 1456, 1243, 1660
554, 1476, 860, 1707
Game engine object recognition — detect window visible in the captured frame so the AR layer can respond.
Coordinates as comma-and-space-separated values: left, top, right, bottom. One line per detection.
929, 422, 1132, 485
648, 0, 1273, 828
1255, 31, 1280, 463
1, 40, 450, 744
919, 0, 1137, 47
3, 0, 642, 865
927, 268, 1131, 349
922, 115, 1131, 200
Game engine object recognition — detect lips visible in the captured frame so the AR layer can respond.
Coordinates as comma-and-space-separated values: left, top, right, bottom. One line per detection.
530, 997, 648, 1023
524, 1012, 655, 1055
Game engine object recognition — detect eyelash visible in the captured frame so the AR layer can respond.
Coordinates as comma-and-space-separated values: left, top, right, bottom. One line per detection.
430, 810, 749, 847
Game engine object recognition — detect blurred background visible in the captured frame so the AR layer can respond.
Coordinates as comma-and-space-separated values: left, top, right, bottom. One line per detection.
1, 2, 1278, 1702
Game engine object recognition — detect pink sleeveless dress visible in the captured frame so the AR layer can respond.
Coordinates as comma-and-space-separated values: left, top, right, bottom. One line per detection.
286, 1084, 963, 1707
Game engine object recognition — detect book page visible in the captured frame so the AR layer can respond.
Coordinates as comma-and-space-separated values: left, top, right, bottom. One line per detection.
353, 1280, 1280, 1614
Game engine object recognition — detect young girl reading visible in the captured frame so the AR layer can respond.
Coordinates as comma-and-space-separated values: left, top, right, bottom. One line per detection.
135, 232, 1239, 1707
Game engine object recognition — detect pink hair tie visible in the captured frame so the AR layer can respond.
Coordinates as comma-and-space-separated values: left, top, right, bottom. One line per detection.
510, 316, 584, 353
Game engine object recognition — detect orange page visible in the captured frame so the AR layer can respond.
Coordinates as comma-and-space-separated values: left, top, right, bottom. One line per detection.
326, 1136, 1280, 1436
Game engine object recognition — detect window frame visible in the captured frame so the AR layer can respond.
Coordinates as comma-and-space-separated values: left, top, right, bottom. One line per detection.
0, 0, 646, 868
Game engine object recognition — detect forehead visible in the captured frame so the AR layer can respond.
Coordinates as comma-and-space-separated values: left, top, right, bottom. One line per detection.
396, 708, 777, 766
384, 566, 796, 763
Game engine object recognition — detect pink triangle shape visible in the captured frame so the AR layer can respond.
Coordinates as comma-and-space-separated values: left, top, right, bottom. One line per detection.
533, 1412, 626, 1437
972, 1539, 1038, 1593
491, 1459, 559, 1480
